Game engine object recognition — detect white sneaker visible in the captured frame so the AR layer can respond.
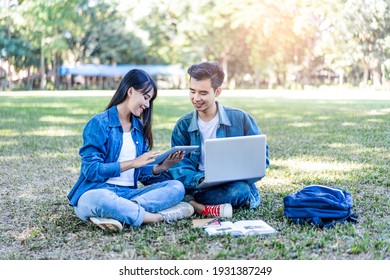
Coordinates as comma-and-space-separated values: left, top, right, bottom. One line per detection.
201, 203, 233, 218
90, 217, 123, 232
159, 202, 195, 223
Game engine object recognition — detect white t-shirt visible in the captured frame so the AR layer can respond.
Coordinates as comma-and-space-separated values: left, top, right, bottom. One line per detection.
106, 131, 136, 186
197, 114, 219, 171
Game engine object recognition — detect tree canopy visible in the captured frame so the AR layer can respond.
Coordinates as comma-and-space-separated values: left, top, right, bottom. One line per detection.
0, 0, 389, 90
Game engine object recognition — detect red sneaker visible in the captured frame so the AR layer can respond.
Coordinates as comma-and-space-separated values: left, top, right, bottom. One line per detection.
201, 203, 233, 218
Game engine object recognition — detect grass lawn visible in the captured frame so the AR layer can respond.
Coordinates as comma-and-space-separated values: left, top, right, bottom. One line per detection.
0, 91, 389, 260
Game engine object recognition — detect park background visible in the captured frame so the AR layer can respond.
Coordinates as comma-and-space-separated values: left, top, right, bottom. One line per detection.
1, 0, 389, 91
0, 0, 389, 261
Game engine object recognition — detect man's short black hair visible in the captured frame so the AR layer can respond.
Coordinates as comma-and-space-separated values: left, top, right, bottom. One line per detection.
187, 61, 225, 91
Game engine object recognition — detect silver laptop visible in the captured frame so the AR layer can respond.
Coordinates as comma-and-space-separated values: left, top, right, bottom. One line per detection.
197, 135, 267, 189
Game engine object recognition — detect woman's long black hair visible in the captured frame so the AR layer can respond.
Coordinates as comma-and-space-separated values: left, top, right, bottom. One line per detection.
106, 69, 157, 149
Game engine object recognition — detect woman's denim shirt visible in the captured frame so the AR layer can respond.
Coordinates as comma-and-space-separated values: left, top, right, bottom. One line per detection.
169, 102, 270, 209
67, 106, 168, 206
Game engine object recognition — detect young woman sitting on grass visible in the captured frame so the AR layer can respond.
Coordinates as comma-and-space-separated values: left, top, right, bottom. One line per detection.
67, 69, 194, 232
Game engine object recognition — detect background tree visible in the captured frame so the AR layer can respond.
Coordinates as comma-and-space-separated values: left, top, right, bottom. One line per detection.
132, 0, 193, 65
341, 0, 390, 87
1, 0, 389, 90
17, 0, 82, 89
64, 0, 148, 65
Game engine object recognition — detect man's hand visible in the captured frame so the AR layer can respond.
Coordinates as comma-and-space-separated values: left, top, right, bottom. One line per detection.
153, 151, 185, 174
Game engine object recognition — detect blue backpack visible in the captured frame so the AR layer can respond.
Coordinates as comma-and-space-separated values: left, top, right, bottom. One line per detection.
283, 185, 358, 229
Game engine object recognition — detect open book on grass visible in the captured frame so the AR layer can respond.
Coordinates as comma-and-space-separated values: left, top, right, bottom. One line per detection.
193, 219, 277, 236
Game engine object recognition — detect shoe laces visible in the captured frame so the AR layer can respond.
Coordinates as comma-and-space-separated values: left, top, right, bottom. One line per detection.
161, 212, 180, 224
202, 205, 221, 217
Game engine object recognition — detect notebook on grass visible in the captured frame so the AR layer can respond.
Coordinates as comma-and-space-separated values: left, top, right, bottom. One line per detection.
197, 219, 277, 236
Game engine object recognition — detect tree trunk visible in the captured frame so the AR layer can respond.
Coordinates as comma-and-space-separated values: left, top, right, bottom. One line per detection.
363, 64, 369, 86
229, 77, 236, 89
40, 37, 46, 90
338, 69, 344, 86
27, 66, 33, 90
372, 66, 382, 88
53, 52, 58, 89
66, 74, 72, 89
220, 56, 229, 87
7, 57, 13, 90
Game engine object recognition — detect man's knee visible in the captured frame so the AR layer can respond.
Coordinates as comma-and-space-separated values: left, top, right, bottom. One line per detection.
226, 181, 251, 208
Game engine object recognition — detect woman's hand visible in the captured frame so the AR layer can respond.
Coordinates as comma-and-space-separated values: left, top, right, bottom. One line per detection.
135, 151, 161, 167
120, 151, 160, 172
153, 151, 185, 174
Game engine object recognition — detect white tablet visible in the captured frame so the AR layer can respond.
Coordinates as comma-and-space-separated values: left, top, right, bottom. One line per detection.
152, 146, 199, 165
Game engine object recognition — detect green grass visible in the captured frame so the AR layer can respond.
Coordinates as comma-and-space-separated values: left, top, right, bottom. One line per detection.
0, 92, 389, 260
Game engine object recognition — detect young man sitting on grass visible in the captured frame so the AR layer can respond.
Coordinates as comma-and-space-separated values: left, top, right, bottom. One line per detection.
169, 61, 270, 218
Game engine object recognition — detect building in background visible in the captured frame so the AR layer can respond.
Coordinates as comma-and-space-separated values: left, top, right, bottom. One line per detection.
58, 64, 186, 90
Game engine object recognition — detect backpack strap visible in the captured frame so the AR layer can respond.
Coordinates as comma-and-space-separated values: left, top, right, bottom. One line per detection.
320, 212, 359, 229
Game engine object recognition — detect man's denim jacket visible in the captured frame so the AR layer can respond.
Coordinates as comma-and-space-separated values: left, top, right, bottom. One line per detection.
169, 101, 270, 209
68, 106, 169, 206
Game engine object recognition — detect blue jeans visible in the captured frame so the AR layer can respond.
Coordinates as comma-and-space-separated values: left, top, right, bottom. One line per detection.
74, 180, 185, 227
189, 181, 251, 209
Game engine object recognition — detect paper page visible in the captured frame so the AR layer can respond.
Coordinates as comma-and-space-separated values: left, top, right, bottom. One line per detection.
233, 220, 276, 235
204, 221, 244, 236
